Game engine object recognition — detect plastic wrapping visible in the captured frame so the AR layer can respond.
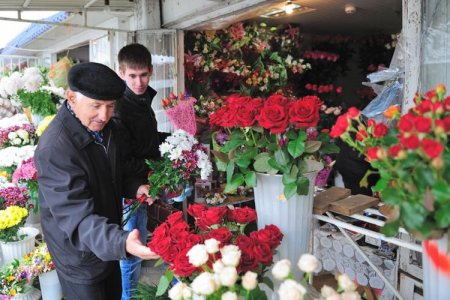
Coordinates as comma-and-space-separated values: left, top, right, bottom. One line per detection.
361, 33, 405, 124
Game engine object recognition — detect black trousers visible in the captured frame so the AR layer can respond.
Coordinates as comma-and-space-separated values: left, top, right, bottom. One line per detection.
57, 264, 122, 300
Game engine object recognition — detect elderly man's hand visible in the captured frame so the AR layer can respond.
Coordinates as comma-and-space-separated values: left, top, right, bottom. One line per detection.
125, 229, 159, 260
136, 184, 154, 205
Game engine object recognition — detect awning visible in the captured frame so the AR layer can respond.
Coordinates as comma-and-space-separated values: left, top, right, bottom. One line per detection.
0, 0, 135, 12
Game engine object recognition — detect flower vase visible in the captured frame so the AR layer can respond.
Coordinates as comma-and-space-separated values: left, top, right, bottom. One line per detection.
11, 287, 41, 300
254, 167, 321, 278
423, 234, 450, 299
38, 270, 63, 300
0, 227, 39, 265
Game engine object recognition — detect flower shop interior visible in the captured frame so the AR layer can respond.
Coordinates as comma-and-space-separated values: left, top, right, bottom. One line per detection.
1, 0, 449, 299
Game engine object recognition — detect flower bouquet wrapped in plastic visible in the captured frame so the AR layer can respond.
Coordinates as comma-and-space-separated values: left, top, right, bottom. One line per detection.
161, 92, 197, 135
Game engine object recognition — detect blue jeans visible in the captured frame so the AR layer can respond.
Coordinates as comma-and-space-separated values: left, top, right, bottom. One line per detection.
120, 202, 148, 300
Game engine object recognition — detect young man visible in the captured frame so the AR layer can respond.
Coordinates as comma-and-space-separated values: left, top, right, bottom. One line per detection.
34, 62, 159, 299
113, 43, 169, 300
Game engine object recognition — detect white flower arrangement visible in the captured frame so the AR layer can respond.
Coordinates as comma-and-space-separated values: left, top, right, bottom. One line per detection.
0, 114, 30, 129
0, 145, 36, 168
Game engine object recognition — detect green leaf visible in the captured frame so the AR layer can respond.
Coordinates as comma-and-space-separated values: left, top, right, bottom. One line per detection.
436, 205, 450, 228
211, 149, 229, 163
284, 182, 297, 200
372, 178, 388, 192
244, 171, 257, 187
236, 158, 251, 169
380, 187, 402, 205
381, 220, 400, 237
304, 141, 322, 153
224, 174, 245, 193
415, 165, 436, 187
221, 138, 245, 153
433, 180, 450, 204
261, 275, 274, 290
247, 286, 268, 300
287, 136, 305, 159
226, 161, 235, 183
320, 143, 340, 154
156, 270, 173, 296
153, 258, 164, 267
254, 154, 272, 173
401, 202, 426, 231
268, 157, 282, 171
297, 176, 310, 195
282, 173, 296, 185
274, 149, 289, 166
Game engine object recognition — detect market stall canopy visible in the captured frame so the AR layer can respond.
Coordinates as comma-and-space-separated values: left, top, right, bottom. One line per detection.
0, 0, 135, 12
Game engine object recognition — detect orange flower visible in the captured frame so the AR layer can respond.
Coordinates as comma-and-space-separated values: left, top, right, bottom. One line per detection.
383, 105, 400, 119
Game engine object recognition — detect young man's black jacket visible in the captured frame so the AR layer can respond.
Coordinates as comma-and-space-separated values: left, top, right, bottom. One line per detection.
113, 86, 169, 181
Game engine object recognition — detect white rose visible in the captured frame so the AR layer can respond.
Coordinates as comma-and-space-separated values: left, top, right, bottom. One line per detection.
321, 285, 339, 298
218, 266, 238, 287
192, 294, 206, 300
340, 291, 361, 300
220, 245, 241, 267
191, 272, 217, 295
297, 254, 318, 273
12, 138, 22, 145
337, 274, 357, 292
278, 279, 306, 300
168, 282, 186, 300
182, 286, 193, 299
213, 260, 225, 273
8, 131, 17, 140
272, 259, 291, 280
221, 291, 238, 300
187, 244, 209, 267
205, 238, 220, 254
241, 271, 258, 291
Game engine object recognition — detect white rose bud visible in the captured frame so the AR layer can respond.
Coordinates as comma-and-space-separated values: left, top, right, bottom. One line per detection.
16, 129, 29, 140
220, 245, 241, 267
205, 238, 220, 254
221, 291, 238, 300
340, 291, 361, 300
321, 285, 339, 298
272, 259, 292, 280
213, 260, 225, 274
218, 266, 238, 287
168, 282, 186, 300
187, 244, 209, 267
242, 271, 258, 291
278, 279, 306, 300
191, 272, 217, 295
337, 274, 357, 292
297, 254, 318, 273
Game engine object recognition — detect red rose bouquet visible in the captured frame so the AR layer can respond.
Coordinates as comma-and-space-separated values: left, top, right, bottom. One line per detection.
148, 203, 283, 298
330, 84, 450, 239
210, 94, 339, 199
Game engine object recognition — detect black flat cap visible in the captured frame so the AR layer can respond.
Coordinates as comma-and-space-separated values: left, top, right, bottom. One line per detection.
68, 62, 125, 100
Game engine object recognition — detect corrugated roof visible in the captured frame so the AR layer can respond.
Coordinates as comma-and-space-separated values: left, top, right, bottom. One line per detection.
1, 11, 70, 54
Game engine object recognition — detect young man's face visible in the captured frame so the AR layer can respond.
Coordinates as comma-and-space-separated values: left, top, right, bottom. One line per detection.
119, 65, 152, 95
67, 90, 116, 132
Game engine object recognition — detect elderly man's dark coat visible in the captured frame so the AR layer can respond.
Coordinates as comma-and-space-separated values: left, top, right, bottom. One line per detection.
34, 102, 143, 284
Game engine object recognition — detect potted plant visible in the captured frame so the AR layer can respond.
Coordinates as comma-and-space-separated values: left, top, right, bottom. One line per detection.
330, 84, 450, 299
0, 206, 38, 265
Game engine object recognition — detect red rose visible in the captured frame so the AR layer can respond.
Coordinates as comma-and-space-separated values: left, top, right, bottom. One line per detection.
330, 114, 350, 138
400, 134, 420, 150
185, 233, 204, 248
250, 225, 283, 249
289, 96, 322, 128
415, 99, 432, 114
205, 227, 233, 245
238, 248, 258, 273
422, 138, 444, 159
171, 248, 197, 277
252, 241, 273, 265
366, 147, 381, 162
373, 123, 388, 138
167, 211, 185, 227
265, 94, 289, 106
388, 144, 403, 157
221, 106, 239, 128
209, 107, 226, 127
414, 116, 432, 133
227, 94, 251, 108
398, 114, 415, 132
201, 206, 228, 226
148, 236, 172, 262
171, 230, 190, 249
234, 235, 254, 252
258, 104, 289, 133
169, 222, 190, 235
228, 207, 257, 224
151, 222, 170, 242
444, 96, 450, 111
347, 107, 360, 119
187, 203, 207, 219
236, 102, 260, 127
356, 129, 367, 141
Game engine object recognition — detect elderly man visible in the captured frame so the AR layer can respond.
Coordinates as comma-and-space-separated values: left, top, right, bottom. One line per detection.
34, 62, 158, 300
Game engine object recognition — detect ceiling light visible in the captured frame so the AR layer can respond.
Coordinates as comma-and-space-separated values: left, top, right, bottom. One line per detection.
284, 1, 296, 15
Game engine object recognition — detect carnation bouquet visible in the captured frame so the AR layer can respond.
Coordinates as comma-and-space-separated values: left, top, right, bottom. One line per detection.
0, 205, 28, 242
330, 84, 450, 239
148, 203, 283, 299
12, 158, 39, 213
210, 94, 339, 198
